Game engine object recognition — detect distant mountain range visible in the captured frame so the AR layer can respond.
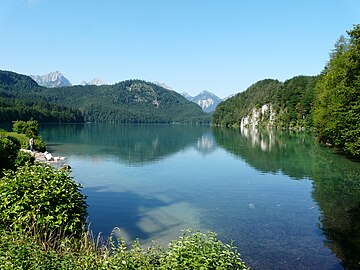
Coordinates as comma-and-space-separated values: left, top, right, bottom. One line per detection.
30, 71, 106, 88
80, 78, 106, 86
0, 70, 210, 124
29, 72, 223, 112
30, 71, 72, 88
182, 91, 223, 113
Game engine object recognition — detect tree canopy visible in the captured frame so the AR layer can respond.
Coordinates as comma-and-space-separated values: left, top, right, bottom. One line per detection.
212, 24, 360, 158
0, 71, 210, 124
313, 24, 360, 158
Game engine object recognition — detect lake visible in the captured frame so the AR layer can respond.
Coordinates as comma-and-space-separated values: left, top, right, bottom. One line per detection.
38, 123, 359, 269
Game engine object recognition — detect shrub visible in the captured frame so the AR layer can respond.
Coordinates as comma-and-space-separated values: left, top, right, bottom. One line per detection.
0, 135, 21, 173
12, 120, 46, 152
159, 229, 249, 270
0, 228, 249, 270
0, 163, 88, 238
13, 120, 39, 137
14, 150, 35, 167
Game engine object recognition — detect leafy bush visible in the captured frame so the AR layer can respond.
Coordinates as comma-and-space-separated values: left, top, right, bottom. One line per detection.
0, 163, 87, 237
14, 150, 35, 167
11, 120, 46, 152
0, 135, 21, 173
13, 119, 39, 137
159, 229, 249, 269
0, 228, 249, 270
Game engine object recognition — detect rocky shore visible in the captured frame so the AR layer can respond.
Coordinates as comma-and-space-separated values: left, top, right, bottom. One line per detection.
21, 149, 66, 164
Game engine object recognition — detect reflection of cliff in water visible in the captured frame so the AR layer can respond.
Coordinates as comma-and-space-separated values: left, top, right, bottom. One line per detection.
212, 127, 315, 179
213, 127, 360, 269
40, 124, 212, 165
194, 132, 217, 155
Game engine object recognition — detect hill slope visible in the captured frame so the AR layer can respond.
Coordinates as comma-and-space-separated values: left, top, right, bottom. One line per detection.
40, 80, 210, 123
212, 76, 319, 129
0, 70, 210, 124
0, 70, 84, 123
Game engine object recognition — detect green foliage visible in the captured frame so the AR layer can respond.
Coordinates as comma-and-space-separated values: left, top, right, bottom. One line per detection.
14, 150, 35, 167
11, 120, 46, 152
212, 76, 318, 129
39, 80, 211, 124
0, 163, 88, 237
0, 228, 249, 270
159, 229, 249, 270
313, 24, 360, 158
0, 135, 21, 173
0, 71, 210, 124
0, 70, 85, 123
13, 119, 39, 137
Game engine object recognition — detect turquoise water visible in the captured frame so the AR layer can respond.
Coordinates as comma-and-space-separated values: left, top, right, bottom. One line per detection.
38, 123, 360, 269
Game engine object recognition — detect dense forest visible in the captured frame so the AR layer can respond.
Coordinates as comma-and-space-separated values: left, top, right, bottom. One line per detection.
0, 71, 210, 124
0, 71, 84, 123
213, 24, 360, 158
212, 76, 318, 129
39, 80, 210, 124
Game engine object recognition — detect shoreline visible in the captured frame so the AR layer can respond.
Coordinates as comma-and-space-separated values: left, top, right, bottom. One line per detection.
21, 149, 66, 164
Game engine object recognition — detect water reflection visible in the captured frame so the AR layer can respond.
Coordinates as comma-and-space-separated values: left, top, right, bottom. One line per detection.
38, 124, 360, 268
41, 123, 215, 165
195, 132, 217, 155
213, 127, 360, 269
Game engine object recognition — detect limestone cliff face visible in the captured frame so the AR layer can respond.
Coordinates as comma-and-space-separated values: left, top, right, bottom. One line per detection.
240, 103, 276, 129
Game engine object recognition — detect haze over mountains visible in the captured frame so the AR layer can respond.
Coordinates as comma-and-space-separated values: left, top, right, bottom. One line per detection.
29, 71, 223, 112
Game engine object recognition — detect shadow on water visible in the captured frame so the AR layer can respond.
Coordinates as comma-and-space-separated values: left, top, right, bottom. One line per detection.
83, 186, 181, 243
213, 126, 360, 269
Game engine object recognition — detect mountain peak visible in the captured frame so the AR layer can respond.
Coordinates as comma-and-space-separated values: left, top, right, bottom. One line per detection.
80, 78, 106, 86
182, 90, 222, 113
153, 81, 174, 91
30, 71, 72, 88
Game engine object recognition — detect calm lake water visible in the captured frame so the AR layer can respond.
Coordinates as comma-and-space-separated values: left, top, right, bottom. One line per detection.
38, 123, 359, 269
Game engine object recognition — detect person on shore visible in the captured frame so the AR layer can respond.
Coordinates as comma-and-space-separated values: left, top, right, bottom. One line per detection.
29, 137, 34, 151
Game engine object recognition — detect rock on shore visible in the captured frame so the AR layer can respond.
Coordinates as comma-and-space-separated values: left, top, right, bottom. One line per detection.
21, 149, 66, 163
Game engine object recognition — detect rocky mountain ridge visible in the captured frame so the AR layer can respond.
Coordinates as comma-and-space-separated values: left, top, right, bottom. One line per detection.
80, 78, 106, 86
182, 90, 223, 113
30, 71, 72, 88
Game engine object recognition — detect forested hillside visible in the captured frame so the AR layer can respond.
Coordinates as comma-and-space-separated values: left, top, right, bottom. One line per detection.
0, 71, 84, 123
212, 24, 360, 158
212, 76, 319, 129
40, 80, 210, 123
0, 71, 210, 124
313, 24, 360, 157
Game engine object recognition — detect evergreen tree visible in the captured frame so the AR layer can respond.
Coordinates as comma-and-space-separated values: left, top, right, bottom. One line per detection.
313, 24, 360, 157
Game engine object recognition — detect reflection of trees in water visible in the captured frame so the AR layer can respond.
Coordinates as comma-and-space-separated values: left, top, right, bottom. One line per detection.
212, 127, 360, 269
40, 123, 215, 165
212, 127, 315, 179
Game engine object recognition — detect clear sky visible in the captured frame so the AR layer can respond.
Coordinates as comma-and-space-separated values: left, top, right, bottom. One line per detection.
1, 0, 359, 98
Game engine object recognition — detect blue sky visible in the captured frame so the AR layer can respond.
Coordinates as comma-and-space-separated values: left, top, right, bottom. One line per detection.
1, 0, 359, 98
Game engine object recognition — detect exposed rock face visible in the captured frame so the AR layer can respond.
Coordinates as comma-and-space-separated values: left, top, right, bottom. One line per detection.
30, 71, 72, 88
240, 103, 276, 130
